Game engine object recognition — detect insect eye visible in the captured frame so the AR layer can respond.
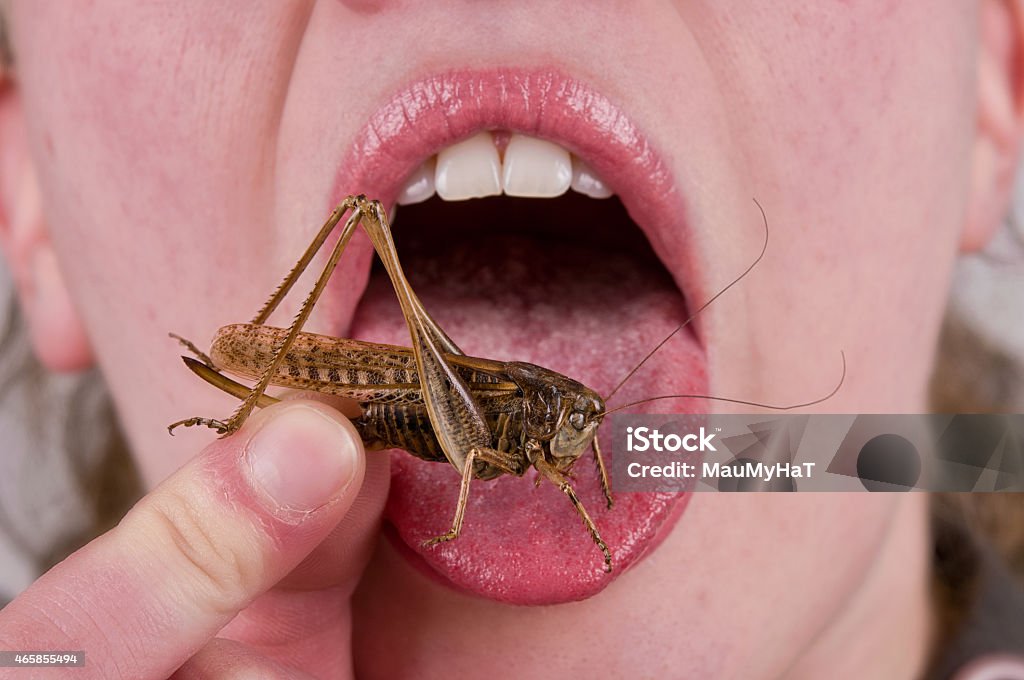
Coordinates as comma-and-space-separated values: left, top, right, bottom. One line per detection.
569, 412, 585, 430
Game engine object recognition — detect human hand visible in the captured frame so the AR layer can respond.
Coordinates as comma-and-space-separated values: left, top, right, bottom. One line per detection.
0, 400, 388, 679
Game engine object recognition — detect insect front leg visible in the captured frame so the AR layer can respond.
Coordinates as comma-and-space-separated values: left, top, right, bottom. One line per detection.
592, 436, 614, 509
534, 457, 613, 573
424, 446, 523, 547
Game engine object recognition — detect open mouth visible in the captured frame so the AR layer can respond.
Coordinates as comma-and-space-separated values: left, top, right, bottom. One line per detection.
332, 70, 707, 605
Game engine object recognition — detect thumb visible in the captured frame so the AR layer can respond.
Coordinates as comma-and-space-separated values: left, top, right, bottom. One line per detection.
0, 400, 377, 680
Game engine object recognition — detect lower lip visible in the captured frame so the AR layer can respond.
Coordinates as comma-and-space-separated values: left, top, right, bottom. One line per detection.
334, 69, 703, 605
381, 491, 693, 602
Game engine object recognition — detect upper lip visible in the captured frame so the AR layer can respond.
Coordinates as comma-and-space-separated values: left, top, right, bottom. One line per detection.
330, 67, 701, 346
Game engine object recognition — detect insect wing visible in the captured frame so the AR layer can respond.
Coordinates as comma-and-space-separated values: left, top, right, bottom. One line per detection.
360, 205, 495, 472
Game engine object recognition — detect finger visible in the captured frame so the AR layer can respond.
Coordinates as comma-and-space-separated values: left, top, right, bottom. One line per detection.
0, 400, 370, 680
266, 392, 391, 593
171, 638, 316, 680
263, 447, 389, 591
213, 460, 390, 677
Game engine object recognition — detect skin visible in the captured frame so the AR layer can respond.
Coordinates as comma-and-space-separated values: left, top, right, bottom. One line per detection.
0, 1, 1022, 678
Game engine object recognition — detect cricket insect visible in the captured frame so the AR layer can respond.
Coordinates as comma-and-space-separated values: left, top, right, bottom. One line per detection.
168, 194, 845, 573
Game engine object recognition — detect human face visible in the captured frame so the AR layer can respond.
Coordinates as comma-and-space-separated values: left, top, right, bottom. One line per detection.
4, 2, 1013, 677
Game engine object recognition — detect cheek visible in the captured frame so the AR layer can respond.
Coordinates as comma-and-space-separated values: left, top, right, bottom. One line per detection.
8, 1, 316, 480
692, 3, 977, 410
644, 493, 919, 673
12, 2, 300, 308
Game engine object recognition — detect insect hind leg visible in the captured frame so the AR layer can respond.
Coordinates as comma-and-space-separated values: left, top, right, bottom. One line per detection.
592, 436, 613, 509
250, 194, 363, 325
167, 196, 366, 439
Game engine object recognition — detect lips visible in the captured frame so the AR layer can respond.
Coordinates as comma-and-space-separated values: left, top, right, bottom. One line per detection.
329, 69, 706, 605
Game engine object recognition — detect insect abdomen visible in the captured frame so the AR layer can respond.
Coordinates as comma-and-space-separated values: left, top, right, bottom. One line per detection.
357, 402, 446, 461
356, 402, 523, 478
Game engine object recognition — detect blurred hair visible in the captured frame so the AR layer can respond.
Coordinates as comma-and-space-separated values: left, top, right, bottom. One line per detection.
0, 301, 139, 579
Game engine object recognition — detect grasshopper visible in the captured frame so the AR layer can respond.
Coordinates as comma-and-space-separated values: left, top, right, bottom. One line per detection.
169, 195, 842, 573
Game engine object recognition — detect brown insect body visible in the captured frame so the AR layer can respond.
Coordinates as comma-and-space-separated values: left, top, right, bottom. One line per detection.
169, 195, 829, 573
209, 323, 606, 482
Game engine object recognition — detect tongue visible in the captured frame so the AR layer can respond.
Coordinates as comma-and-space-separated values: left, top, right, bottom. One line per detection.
347, 199, 705, 605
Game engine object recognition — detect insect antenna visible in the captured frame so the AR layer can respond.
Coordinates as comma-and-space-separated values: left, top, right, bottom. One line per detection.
604, 198, 769, 403
598, 351, 846, 416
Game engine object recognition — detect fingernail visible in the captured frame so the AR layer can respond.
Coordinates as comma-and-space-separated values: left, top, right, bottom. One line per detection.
246, 405, 360, 512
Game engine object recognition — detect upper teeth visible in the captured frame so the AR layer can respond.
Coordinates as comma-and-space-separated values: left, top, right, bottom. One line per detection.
570, 157, 613, 199
502, 134, 572, 198
395, 156, 437, 205
400, 132, 613, 205
435, 133, 502, 201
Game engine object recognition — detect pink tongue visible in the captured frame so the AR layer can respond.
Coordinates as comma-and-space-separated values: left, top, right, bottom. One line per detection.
347, 226, 704, 605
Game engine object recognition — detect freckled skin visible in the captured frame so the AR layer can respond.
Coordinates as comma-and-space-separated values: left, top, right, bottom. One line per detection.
5, 1, 993, 678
